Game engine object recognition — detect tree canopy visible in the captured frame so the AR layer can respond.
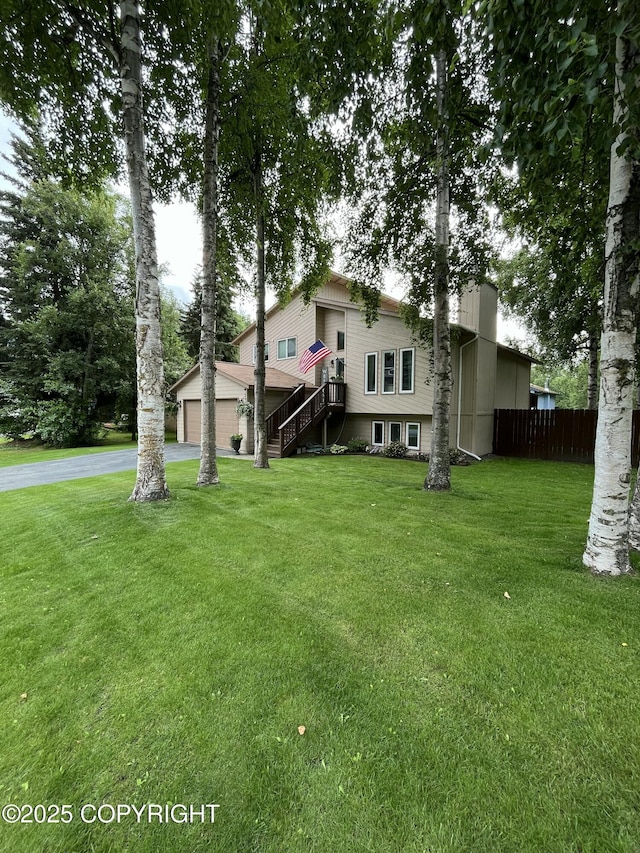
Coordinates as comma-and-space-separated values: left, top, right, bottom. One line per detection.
0, 123, 135, 445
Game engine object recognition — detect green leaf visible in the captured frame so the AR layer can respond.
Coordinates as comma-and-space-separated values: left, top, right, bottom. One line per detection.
585, 85, 599, 105
613, 18, 630, 38
558, 54, 574, 72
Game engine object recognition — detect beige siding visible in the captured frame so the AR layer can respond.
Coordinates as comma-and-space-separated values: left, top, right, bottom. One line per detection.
216, 373, 249, 397
345, 310, 434, 417
452, 333, 498, 456
176, 369, 203, 401
457, 281, 498, 341
315, 277, 354, 305
496, 352, 531, 409
240, 389, 297, 454
476, 338, 498, 417
342, 414, 432, 454
238, 291, 317, 381
317, 307, 346, 370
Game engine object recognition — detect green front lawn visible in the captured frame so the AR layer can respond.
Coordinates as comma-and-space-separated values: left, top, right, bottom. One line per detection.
0, 431, 176, 468
0, 456, 638, 852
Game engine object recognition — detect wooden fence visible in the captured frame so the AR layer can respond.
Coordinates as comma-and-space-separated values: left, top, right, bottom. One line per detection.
493, 409, 640, 466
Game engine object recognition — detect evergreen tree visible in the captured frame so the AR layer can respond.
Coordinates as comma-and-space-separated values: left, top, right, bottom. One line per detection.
179, 264, 248, 365
0, 124, 135, 446
159, 286, 191, 388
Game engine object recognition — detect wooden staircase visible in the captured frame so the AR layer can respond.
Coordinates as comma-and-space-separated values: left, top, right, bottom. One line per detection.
266, 382, 346, 458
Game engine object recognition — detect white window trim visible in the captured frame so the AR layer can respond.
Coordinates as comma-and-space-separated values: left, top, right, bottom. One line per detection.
400, 347, 415, 394
252, 343, 269, 364
388, 421, 402, 443
372, 420, 384, 446
406, 422, 420, 451
382, 349, 396, 394
277, 337, 297, 360
365, 352, 378, 394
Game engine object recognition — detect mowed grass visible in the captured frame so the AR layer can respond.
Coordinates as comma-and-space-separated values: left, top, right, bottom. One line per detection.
0, 431, 177, 468
1, 455, 639, 852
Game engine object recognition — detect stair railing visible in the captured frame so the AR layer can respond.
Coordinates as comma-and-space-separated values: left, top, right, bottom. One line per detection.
265, 383, 306, 442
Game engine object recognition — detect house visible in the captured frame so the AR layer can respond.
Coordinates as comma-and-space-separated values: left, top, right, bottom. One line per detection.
530, 382, 558, 410
170, 272, 533, 457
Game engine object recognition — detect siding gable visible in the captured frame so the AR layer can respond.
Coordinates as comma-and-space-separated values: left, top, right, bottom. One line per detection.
237, 276, 434, 416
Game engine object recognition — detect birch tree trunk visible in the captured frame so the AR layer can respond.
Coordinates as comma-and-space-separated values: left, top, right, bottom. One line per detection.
587, 333, 599, 411
121, 0, 169, 502
253, 153, 269, 469
584, 22, 639, 573
197, 36, 221, 486
424, 48, 452, 492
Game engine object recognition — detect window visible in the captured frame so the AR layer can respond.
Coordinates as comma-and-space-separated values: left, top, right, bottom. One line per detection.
400, 348, 414, 393
383, 350, 396, 394
277, 337, 297, 359
335, 357, 345, 380
365, 352, 377, 394
372, 421, 384, 446
252, 343, 269, 364
406, 422, 420, 450
337, 330, 345, 351
389, 421, 402, 443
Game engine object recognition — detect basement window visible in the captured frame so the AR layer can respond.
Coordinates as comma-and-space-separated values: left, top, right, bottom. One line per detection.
372, 421, 384, 446
406, 422, 420, 450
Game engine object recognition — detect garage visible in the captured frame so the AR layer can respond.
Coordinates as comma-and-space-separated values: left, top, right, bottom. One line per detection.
183, 399, 201, 443
183, 399, 238, 446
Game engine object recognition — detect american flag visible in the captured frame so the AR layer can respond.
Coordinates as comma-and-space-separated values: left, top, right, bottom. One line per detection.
298, 340, 332, 374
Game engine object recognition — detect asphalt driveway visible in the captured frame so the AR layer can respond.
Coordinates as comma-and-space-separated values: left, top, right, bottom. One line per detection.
0, 444, 241, 493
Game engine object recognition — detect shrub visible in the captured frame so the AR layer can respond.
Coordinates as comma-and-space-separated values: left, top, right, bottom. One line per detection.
35, 399, 100, 447
346, 436, 369, 453
330, 443, 348, 454
383, 440, 408, 458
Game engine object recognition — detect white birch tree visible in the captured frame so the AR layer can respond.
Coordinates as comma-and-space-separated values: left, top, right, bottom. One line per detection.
480, 0, 640, 575
0, 0, 170, 501
119, 0, 169, 501
347, 0, 495, 492
427, 47, 454, 491
601, 18, 640, 566
196, 33, 223, 486
220, 1, 339, 469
